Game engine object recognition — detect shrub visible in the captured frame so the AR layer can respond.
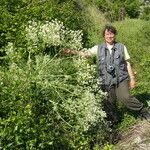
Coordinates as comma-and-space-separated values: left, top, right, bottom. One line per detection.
0, 19, 108, 149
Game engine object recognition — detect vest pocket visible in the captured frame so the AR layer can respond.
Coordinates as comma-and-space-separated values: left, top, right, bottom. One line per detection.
114, 54, 120, 65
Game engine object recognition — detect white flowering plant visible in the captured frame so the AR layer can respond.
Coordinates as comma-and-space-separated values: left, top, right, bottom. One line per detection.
0, 19, 109, 149
64, 57, 106, 131
25, 19, 83, 54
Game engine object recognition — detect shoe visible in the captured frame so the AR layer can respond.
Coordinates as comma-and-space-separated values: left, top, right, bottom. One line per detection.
141, 111, 150, 122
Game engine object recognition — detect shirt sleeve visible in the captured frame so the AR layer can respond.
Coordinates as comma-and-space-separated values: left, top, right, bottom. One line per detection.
87, 45, 98, 55
124, 45, 130, 60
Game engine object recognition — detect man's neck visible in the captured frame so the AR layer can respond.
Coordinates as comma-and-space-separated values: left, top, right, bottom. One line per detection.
106, 42, 114, 46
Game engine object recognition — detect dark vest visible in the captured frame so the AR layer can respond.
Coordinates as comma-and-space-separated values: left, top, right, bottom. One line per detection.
97, 42, 129, 91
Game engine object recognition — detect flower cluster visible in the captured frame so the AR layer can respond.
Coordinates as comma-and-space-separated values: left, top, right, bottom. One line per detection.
25, 19, 83, 53
3, 42, 22, 63
64, 57, 106, 131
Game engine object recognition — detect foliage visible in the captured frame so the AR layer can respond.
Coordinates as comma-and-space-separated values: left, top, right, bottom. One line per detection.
0, 56, 107, 149
103, 143, 114, 150
117, 113, 137, 132
0, 19, 83, 65
93, 0, 142, 22
0, 0, 150, 148
0, 0, 148, 51
0, 19, 108, 149
0, 0, 103, 50
79, 3, 106, 47
139, 1, 150, 20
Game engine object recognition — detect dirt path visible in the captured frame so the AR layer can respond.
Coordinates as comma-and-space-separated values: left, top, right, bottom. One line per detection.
114, 120, 150, 150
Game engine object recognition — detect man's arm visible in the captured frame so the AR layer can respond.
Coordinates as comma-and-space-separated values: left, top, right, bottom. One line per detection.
63, 49, 92, 58
63, 45, 98, 58
126, 60, 136, 89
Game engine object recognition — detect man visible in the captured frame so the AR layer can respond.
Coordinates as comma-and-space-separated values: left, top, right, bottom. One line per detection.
64, 25, 150, 123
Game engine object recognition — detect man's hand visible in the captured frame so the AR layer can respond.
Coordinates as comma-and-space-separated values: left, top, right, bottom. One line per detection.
63, 49, 72, 54
129, 78, 136, 89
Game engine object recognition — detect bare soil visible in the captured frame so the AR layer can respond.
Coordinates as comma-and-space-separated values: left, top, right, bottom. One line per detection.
114, 120, 150, 150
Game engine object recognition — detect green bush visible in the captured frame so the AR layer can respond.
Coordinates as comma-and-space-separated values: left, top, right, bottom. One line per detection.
0, 20, 108, 149
139, 1, 150, 21
0, 56, 108, 149
0, 0, 102, 50
94, 0, 141, 22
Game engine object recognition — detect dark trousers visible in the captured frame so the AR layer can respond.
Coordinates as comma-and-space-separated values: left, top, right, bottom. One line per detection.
104, 80, 143, 123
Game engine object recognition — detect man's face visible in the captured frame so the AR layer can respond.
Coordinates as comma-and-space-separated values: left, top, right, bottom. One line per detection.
104, 29, 115, 45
